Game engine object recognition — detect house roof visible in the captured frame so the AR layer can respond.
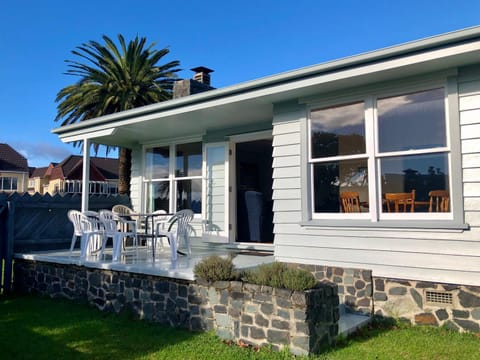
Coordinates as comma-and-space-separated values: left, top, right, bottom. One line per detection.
30, 166, 48, 178
52, 26, 480, 146
0, 143, 29, 172
47, 155, 118, 181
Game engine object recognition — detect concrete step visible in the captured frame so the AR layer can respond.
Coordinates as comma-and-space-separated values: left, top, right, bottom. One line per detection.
338, 312, 371, 337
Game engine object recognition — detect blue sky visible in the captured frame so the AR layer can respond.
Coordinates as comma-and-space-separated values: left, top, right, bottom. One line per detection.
1, 0, 480, 167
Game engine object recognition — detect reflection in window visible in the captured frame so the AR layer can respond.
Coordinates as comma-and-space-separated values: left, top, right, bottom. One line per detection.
144, 141, 203, 214
378, 88, 446, 152
313, 159, 368, 213
146, 181, 170, 213
381, 154, 449, 212
309, 86, 452, 220
145, 146, 169, 180
176, 179, 202, 214
311, 102, 366, 158
176, 142, 202, 177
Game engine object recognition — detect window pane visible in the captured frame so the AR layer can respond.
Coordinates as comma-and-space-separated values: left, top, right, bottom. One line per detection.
380, 153, 450, 213
313, 159, 368, 213
378, 88, 446, 153
3, 177, 12, 190
175, 142, 202, 177
146, 181, 170, 213
176, 179, 202, 214
145, 147, 169, 180
311, 102, 366, 158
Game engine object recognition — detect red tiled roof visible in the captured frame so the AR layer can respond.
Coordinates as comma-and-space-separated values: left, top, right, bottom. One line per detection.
0, 143, 28, 172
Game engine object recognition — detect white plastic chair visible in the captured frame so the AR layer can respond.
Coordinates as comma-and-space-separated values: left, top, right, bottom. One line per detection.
67, 210, 104, 259
112, 204, 142, 232
155, 209, 194, 260
99, 209, 138, 261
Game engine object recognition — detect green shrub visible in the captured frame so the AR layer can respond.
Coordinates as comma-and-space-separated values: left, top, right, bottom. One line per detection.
242, 262, 317, 291
193, 255, 235, 282
282, 268, 317, 291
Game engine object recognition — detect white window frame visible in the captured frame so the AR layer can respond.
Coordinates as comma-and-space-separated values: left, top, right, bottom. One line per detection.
142, 139, 203, 215
307, 80, 459, 225
0, 176, 18, 191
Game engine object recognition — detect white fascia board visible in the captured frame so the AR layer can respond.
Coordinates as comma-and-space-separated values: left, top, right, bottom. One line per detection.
52, 38, 480, 139
58, 128, 117, 143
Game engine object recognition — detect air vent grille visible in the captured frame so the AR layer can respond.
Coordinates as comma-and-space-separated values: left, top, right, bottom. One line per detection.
425, 290, 453, 305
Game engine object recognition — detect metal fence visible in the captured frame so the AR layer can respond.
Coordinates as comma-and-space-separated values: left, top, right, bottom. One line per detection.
0, 192, 131, 294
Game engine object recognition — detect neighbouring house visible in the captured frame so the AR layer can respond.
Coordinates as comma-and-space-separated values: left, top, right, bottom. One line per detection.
29, 155, 118, 195
0, 143, 29, 193
52, 27, 480, 330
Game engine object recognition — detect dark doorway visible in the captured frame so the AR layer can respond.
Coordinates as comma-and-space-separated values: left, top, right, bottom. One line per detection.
236, 139, 273, 243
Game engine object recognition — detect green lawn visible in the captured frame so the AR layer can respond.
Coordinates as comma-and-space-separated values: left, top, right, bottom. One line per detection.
1, 294, 479, 360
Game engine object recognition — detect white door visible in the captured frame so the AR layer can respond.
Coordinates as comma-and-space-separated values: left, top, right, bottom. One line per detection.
203, 143, 230, 242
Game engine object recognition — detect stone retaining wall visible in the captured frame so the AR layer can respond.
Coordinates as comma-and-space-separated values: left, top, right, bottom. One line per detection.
373, 278, 480, 333
293, 263, 480, 333
13, 259, 339, 355
294, 263, 372, 315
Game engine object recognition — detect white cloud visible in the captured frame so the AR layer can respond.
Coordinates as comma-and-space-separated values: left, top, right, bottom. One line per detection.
10, 141, 73, 167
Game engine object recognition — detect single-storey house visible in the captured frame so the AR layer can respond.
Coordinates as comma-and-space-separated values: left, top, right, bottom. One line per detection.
52, 27, 480, 330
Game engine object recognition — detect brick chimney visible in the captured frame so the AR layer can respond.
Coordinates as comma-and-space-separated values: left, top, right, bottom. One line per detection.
173, 66, 215, 99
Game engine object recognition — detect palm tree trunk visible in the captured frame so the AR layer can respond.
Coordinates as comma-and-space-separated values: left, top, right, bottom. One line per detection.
118, 147, 131, 196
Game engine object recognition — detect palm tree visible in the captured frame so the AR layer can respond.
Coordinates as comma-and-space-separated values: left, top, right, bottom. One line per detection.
55, 34, 181, 195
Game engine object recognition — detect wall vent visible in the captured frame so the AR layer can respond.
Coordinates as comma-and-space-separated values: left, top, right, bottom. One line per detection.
425, 290, 453, 305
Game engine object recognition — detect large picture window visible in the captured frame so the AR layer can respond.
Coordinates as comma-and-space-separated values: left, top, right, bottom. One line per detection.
309, 87, 451, 220
144, 142, 202, 214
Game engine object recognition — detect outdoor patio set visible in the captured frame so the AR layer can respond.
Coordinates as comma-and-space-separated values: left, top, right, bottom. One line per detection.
67, 205, 194, 263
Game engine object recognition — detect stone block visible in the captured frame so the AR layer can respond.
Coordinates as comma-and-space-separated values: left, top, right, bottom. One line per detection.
214, 304, 227, 314
459, 290, 480, 308
267, 329, 289, 345
452, 309, 470, 319
374, 292, 387, 301
215, 313, 231, 328
277, 309, 290, 320
274, 288, 292, 298
212, 281, 230, 290
255, 313, 269, 327
375, 278, 385, 291
230, 281, 243, 291
250, 327, 266, 340
241, 314, 253, 324
415, 313, 438, 326
291, 292, 306, 307
472, 308, 480, 320
455, 319, 480, 332
355, 279, 365, 290
294, 309, 307, 321
389, 287, 407, 296
272, 319, 290, 330
260, 303, 274, 315
276, 296, 292, 308
436, 309, 449, 321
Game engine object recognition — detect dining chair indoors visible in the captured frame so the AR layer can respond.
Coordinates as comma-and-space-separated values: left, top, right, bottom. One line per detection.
428, 190, 450, 212
385, 190, 416, 212
340, 191, 361, 213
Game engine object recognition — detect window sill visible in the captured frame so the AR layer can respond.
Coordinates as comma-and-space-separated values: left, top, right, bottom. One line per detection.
300, 219, 469, 232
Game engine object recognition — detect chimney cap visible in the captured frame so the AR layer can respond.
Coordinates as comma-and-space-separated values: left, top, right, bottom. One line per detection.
191, 66, 214, 74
